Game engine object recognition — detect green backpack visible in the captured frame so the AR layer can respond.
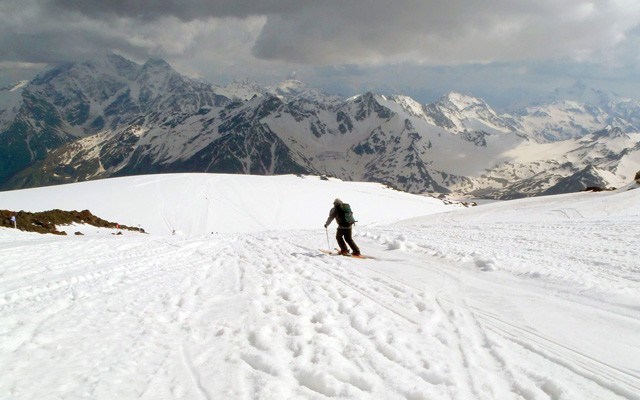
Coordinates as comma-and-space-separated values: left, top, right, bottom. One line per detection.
338, 203, 356, 226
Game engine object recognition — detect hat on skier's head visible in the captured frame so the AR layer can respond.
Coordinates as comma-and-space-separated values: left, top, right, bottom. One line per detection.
333, 198, 343, 205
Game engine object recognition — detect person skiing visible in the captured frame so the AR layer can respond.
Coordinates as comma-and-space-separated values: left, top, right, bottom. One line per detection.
324, 198, 361, 256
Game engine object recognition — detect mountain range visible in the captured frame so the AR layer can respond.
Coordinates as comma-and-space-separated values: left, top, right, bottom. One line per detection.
1, 54, 639, 199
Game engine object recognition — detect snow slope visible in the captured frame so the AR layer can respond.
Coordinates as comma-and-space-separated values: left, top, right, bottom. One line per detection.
0, 174, 639, 400
0, 174, 457, 235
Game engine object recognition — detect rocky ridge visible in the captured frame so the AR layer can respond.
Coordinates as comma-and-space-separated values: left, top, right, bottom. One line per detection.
1, 55, 640, 199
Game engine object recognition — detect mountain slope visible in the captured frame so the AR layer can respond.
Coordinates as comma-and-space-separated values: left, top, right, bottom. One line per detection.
1, 55, 640, 198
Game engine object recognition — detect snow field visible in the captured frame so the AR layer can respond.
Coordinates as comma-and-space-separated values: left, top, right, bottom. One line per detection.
0, 174, 639, 399
366, 220, 640, 307
0, 174, 458, 235
1, 225, 639, 399
0, 232, 452, 399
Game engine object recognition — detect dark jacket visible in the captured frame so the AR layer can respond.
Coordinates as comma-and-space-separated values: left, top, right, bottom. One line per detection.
325, 206, 351, 229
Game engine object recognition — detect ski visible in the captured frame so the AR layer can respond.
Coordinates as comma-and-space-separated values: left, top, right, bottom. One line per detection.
319, 249, 375, 259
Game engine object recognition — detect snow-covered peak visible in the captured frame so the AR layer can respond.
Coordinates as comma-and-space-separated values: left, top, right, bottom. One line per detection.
439, 92, 489, 112
214, 79, 266, 101
142, 58, 173, 70
136, 58, 181, 85
591, 126, 630, 141
274, 78, 306, 93
268, 79, 342, 105
510, 82, 640, 142
12, 54, 222, 140
386, 95, 428, 119
29, 53, 139, 89
269, 79, 310, 101
345, 91, 379, 104
87, 54, 140, 79
548, 81, 625, 107
516, 100, 612, 142
425, 92, 515, 135
341, 92, 393, 120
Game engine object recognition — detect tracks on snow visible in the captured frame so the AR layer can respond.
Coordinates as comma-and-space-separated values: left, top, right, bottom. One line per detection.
1, 231, 639, 399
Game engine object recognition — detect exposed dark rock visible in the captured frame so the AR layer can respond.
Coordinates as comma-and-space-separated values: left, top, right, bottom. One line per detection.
0, 209, 145, 235
542, 165, 608, 196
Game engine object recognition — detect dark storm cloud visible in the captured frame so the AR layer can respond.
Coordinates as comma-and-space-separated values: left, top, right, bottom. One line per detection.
48, 0, 313, 21
1, 0, 640, 102
251, 0, 640, 65
0, 0, 151, 64
0, 30, 147, 64
1, 0, 272, 69
4, 0, 640, 67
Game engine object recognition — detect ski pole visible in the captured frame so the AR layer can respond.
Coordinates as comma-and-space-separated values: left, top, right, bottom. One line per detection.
325, 227, 331, 250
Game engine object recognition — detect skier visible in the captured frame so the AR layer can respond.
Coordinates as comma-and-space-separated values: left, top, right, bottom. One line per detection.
324, 198, 361, 256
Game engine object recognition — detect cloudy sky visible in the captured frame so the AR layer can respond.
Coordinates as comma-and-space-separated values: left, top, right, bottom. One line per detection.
1, 0, 639, 107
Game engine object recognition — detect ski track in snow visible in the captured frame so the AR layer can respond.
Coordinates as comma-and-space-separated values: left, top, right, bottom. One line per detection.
1, 223, 639, 400
374, 220, 640, 307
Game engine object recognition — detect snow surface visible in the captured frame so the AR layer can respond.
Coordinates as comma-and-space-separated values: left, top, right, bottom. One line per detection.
8, 80, 29, 92
0, 174, 639, 400
0, 80, 26, 126
0, 174, 456, 235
